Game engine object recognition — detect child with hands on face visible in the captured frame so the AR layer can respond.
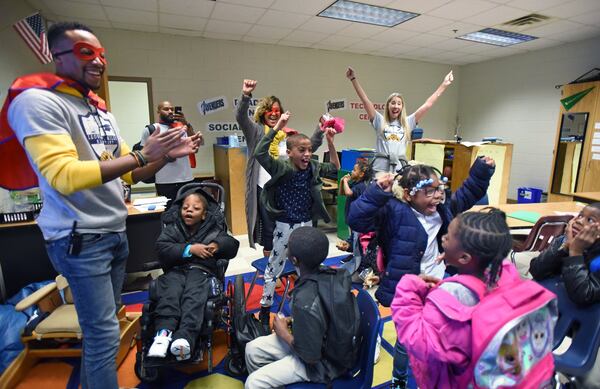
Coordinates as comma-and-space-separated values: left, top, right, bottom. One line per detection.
529, 202, 600, 306
347, 156, 495, 388
148, 190, 239, 361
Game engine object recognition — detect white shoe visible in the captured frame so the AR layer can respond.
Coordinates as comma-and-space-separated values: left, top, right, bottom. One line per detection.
170, 338, 191, 361
374, 334, 381, 364
148, 334, 171, 358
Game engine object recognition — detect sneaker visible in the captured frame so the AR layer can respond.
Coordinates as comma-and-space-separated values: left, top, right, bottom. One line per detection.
390, 379, 407, 389
170, 338, 191, 361
259, 306, 271, 335
148, 334, 171, 358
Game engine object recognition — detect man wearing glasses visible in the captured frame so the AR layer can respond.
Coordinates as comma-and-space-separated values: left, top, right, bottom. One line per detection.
5, 21, 200, 389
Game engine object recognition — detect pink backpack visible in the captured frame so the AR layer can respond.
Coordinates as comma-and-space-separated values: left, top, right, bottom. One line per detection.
443, 262, 558, 389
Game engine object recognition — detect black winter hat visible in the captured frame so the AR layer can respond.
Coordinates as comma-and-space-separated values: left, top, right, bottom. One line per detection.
288, 226, 329, 269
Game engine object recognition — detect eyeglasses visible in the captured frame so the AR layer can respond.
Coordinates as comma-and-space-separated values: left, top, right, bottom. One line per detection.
266, 107, 281, 116
53, 41, 107, 65
422, 185, 446, 198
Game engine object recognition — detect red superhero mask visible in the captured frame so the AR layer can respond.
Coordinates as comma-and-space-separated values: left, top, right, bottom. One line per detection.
53, 41, 107, 65
265, 107, 281, 117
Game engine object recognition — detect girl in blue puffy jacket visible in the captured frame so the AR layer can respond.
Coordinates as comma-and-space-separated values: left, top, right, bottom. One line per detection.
347, 156, 495, 389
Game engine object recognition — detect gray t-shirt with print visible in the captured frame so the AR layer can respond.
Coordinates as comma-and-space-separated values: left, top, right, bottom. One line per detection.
371, 111, 416, 173
9, 88, 128, 240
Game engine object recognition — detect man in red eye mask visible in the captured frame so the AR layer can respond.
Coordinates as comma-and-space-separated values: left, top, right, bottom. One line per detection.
1, 21, 201, 389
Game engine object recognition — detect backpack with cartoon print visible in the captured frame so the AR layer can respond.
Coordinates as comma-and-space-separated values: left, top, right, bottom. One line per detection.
443, 261, 558, 389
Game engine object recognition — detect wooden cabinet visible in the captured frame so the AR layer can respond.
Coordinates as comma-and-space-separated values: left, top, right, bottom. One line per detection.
213, 145, 247, 235
548, 81, 600, 202
412, 140, 513, 204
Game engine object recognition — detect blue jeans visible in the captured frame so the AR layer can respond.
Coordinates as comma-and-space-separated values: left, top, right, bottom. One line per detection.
340, 231, 362, 274
393, 340, 408, 385
45, 232, 128, 389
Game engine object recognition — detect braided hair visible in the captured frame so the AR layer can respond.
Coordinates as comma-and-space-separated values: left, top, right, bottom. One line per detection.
454, 207, 512, 287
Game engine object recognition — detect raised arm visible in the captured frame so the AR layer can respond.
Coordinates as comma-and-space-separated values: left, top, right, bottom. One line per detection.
325, 128, 340, 170
236, 79, 263, 149
254, 112, 290, 174
346, 67, 377, 122
414, 71, 453, 123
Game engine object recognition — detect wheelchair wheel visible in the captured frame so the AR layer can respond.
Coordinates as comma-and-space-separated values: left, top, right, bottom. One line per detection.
233, 274, 245, 321
223, 353, 247, 376
134, 351, 160, 384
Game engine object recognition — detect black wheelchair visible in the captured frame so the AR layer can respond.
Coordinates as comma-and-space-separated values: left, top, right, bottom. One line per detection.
133, 183, 246, 383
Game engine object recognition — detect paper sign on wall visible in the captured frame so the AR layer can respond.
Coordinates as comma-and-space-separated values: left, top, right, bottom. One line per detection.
593, 139, 600, 145
593, 153, 600, 161
325, 99, 346, 111
595, 122, 600, 130
197, 96, 228, 116
594, 132, 600, 139
592, 146, 600, 153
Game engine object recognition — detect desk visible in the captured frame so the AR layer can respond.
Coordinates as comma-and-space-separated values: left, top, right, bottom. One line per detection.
572, 192, 600, 203
470, 202, 584, 228
322, 177, 338, 192
0, 205, 163, 302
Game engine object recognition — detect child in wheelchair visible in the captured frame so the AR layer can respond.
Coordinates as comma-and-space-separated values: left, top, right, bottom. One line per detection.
147, 188, 239, 361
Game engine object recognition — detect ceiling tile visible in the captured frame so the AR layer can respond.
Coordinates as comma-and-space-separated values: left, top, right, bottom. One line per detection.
242, 35, 280, 44
477, 45, 526, 57
570, 10, 600, 26
336, 23, 388, 38
454, 41, 496, 53
543, 0, 600, 19
203, 31, 244, 41
204, 20, 253, 35
428, 21, 483, 37
256, 9, 312, 29
284, 30, 325, 43
399, 14, 453, 32
404, 46, 449, 57
270, 0, 332, 15
298, 16, 352, 33
506, 0, 566, 13
111, 22, 159, 32
158, 0, 215, 17
278, 40, 313, 48
360, 0, 397, 7
72, 17, 113, 28
159, 26, 204, 36
427, 0, 498, 20
463, 5, 528, 26
370, 27, 418, 42
220, 0, 275, 7
386, 0, 454, 14
104, 6, 157, 25
245, 25, 294, 39
159, 13, 207, 30
346, 38, 389, 51
546, 25, 600, 42
40, 0, 106, 19
212, 2, 267, 24
525, 19, 585, 37
402, 32, 448, 45
512, 37, 562, 50
370, 42, 420, 56
99, 0, 157, 11
428, 37, 479, 50
317, 34, 357, 48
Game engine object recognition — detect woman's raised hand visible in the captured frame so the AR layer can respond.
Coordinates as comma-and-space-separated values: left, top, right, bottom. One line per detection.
242, 79, 257, 96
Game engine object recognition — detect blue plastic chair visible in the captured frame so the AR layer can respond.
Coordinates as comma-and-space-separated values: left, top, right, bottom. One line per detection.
537, 277, 600, 377
246, 257, 297, 312
286, 289, 381, 389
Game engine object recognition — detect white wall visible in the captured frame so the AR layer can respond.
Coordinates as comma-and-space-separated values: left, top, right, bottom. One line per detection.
458, 36, 600, 199
92, 27, 457, 175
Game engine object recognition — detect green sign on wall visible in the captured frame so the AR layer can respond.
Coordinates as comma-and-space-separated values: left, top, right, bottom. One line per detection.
561, 87, 594, 111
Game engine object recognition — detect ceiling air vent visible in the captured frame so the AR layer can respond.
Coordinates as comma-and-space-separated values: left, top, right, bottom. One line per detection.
500, 13, 552, 32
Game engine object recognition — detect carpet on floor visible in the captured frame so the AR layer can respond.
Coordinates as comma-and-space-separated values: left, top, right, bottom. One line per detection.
11, 254, 414, 389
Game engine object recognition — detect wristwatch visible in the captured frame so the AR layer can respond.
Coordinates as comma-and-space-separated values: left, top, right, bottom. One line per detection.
164, 154, 176, 163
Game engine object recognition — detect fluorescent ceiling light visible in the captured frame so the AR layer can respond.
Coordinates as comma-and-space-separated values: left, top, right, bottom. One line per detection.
457, 28, 537, 46
318, 0, 419, 27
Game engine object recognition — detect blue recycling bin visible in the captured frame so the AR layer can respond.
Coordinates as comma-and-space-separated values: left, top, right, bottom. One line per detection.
517, 187, 543, 203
